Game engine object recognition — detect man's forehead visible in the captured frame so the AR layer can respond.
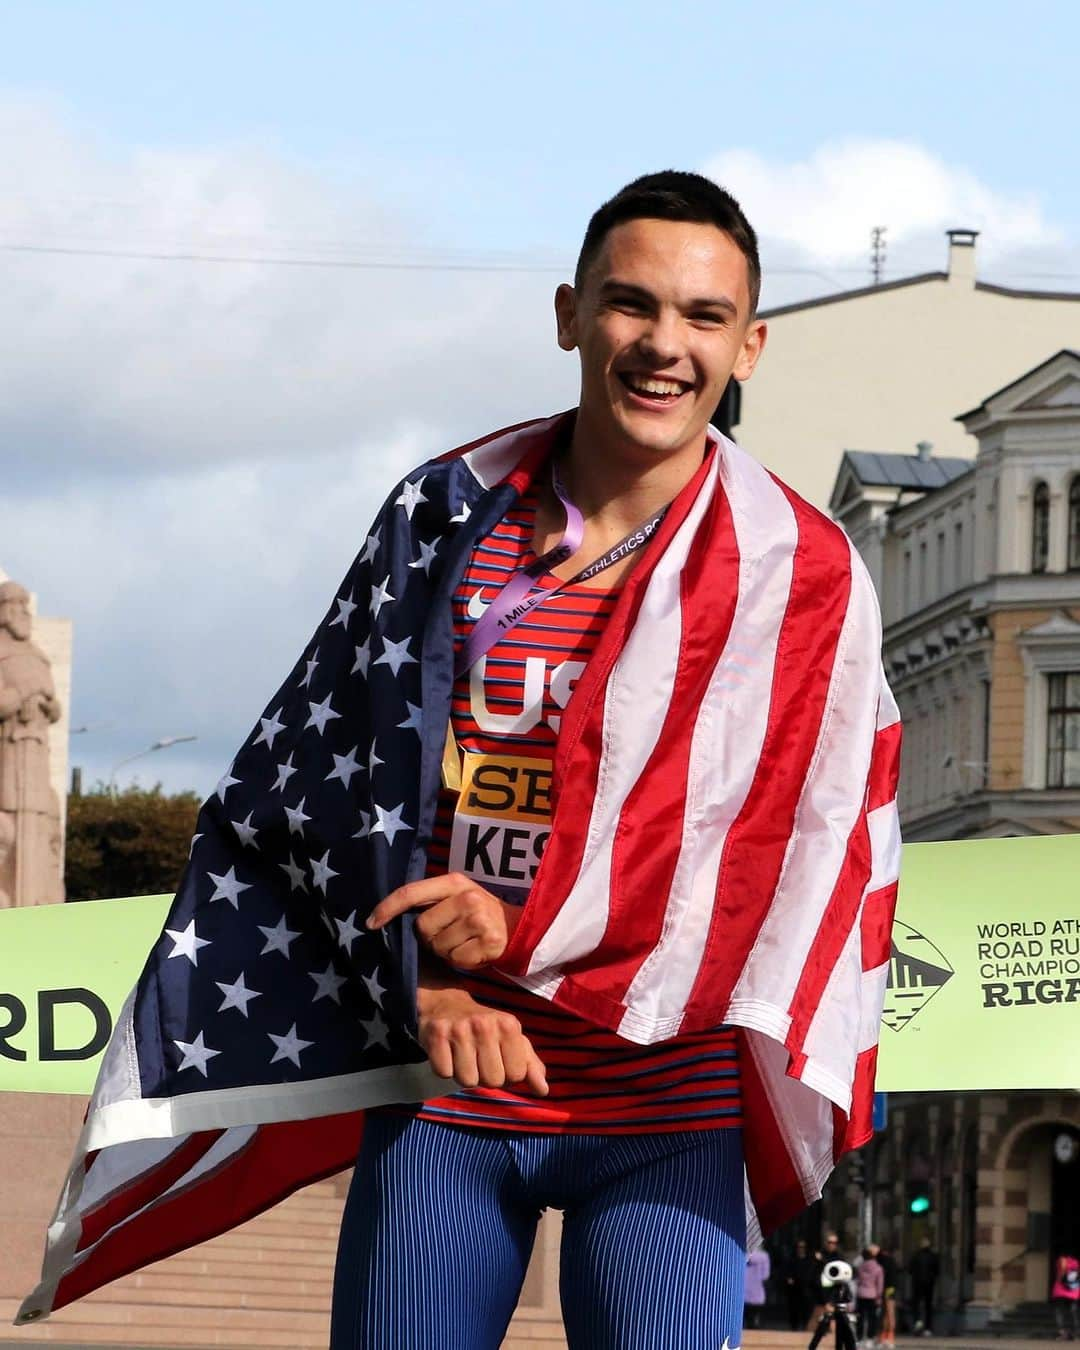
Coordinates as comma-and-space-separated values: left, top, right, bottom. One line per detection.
589, 217, 750, 299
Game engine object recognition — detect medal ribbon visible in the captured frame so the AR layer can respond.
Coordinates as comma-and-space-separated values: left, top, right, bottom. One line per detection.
454, 461, 668, 680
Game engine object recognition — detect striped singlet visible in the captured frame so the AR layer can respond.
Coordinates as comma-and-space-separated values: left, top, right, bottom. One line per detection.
415, 482, 741, 1133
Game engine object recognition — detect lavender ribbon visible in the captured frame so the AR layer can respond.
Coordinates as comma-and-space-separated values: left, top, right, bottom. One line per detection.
454, 461, 667, 679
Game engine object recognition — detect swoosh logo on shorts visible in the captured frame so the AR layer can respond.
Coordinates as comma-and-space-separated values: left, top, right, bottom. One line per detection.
467, 588, 491, 621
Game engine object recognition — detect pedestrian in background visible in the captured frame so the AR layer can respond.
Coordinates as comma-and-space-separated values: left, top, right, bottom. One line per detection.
745, 1248, 772, 1328
1052, 1253, 1079, 1341
786, 1238, 820, 1330
870, 1243, 898, 1347
855, 1246, 884, 1348
907, 1237, 940, 1335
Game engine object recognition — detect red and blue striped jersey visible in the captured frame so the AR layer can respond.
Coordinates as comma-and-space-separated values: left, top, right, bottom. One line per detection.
417, 485, 742, 1132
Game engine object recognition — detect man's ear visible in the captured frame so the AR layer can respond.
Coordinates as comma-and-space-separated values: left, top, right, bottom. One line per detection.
733, 318, 767, 382
554, 283, 578, 352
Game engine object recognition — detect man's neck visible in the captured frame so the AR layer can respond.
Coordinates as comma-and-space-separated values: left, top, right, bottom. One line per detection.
561, 420, 709, 531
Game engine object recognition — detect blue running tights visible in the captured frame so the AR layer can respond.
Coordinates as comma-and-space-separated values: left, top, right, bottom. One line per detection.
331, 1113, 746, 1349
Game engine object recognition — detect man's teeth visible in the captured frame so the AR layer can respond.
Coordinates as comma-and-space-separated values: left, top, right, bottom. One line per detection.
626, 376, 687, 396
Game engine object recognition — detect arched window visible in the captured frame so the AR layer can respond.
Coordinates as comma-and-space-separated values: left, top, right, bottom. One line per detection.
1032, 481, 1050, 573
1069, 478, 1080, 571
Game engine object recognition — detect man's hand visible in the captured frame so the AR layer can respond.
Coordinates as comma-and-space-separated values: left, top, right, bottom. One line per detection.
417, 980, 548, 1097
368, 873, 519, 970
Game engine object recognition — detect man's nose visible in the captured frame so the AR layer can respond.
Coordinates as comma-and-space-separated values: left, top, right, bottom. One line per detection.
637, 309, 685, 363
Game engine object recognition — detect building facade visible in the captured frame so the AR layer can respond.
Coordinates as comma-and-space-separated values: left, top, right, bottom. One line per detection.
825, 350, 1080, 1330
739, 232, 1080, 510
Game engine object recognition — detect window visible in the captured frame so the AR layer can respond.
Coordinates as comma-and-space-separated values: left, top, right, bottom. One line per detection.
1032, 480, 1050, 573
1047, 672, 1080, 787
937, 530, 946, 596
919, 539, 927, 605
1070, 479, 1080, 571
954, 520, 964, 588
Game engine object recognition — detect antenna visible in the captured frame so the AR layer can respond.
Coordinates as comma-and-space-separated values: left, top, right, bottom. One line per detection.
871, 226, 887, 285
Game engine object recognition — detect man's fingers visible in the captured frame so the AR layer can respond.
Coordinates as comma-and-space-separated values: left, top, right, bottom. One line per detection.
367, 874, 469, 929
442, 936, 493, 970
522, 1047, 549, 1098
448, 1034, 480, 1089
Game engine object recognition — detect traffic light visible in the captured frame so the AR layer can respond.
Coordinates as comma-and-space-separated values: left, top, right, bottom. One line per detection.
849, 1155, 866, 1188
907, 1181, 931, 1214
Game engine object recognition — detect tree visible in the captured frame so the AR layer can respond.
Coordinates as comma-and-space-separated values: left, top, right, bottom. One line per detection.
65, 784, 200, 902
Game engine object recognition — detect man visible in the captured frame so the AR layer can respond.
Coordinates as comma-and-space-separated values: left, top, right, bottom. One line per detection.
23, 174, 901, 1350
908, 1236, 940, 1335
786, 1239, 820, 1331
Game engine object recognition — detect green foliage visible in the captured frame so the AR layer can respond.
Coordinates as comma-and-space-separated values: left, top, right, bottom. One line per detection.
65, 783, 200, 902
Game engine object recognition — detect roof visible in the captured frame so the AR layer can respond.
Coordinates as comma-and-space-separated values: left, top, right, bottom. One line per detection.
759, 273, 1079, 321
956, 347, 1080, 420
841, 450, 973, 491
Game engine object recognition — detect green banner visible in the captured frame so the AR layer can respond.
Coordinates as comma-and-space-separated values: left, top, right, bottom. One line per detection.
1, 835, 1078, 1094
877, 835, 1080, 1091
0, 895, 170, 1093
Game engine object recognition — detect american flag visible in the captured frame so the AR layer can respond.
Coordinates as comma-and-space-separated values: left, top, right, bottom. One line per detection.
21, 413, 900, 1322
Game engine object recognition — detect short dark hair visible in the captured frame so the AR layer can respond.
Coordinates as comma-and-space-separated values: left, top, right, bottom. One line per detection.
574, 170, 761, 314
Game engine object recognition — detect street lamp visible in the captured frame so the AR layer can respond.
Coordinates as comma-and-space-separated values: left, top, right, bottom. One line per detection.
109, 736, 198, 793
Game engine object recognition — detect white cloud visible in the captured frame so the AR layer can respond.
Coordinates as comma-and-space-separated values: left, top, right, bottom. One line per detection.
704, 137, 1062, 267
0, 95, 576, 486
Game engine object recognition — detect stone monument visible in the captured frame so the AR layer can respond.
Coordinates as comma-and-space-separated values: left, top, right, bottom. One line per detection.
0, 580, 64, 906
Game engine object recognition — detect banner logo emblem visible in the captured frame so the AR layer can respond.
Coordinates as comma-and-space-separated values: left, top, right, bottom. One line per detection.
883, 921, 954, 1031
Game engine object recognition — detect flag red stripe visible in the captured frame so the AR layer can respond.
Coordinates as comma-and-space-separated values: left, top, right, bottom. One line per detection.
559, 482, 740, 1001
738, 1030, 809, 1234
500, 447, 718, 975
860, 881, 898, 972
785, 811, 871, 1055
866, 721, 902, 812
53, 1113, 363, 1314
76, 1132, 224, 1252
837, 1045, 877, 1156
682, 487, 853, 1026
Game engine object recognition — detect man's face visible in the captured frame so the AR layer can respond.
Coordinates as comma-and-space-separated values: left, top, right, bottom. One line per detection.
555, 217, 766, 464
825, 1235, 840, 1253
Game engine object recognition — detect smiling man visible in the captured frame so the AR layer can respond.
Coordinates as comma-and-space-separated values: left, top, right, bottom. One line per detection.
26, 174, 900, 1350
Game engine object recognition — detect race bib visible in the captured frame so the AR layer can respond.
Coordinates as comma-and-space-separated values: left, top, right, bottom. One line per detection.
448, 752, 552, 904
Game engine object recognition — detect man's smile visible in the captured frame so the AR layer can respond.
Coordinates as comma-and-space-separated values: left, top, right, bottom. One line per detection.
617, 372, 694, 405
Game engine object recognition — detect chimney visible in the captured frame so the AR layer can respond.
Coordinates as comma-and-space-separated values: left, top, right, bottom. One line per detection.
946, 228, 978, 286
916, 440, 933, 462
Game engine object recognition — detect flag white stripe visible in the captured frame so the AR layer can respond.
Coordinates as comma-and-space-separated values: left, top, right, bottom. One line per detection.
617, 450, 799, 1036
522, 452, 719, 976
728, 540, 881, 1021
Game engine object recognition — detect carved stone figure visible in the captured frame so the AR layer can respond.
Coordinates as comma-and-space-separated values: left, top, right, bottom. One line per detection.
0, 582, 63, 906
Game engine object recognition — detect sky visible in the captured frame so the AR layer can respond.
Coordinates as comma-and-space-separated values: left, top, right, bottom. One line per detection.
2, 1, 1078, 797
